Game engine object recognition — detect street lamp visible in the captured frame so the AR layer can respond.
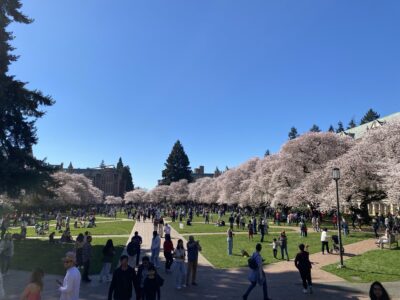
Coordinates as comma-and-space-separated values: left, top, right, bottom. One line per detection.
332, 167, 344, 268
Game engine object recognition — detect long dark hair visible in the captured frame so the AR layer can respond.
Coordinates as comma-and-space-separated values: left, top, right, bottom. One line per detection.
105, 239, 114, 249
30, 268, 44, 290
369, 281, 390, 300
177, 239, 184, 250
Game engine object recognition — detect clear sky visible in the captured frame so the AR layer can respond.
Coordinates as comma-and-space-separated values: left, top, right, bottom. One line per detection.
9, 0, 400, 189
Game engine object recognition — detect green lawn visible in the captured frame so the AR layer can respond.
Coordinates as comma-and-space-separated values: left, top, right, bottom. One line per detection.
169, 221, 296, 234
322, 248, 400, 283
196, 231, 374, 269
9, 220, 134, 237
11, 237, 127, 275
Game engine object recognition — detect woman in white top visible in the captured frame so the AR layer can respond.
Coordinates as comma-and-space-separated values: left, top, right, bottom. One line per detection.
173, 239, 186, 289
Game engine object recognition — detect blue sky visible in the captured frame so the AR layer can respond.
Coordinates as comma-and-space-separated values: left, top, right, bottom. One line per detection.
9, 0, 400, 189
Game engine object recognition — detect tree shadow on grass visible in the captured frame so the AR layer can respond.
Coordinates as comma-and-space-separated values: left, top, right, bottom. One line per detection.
11, 238, 125, 275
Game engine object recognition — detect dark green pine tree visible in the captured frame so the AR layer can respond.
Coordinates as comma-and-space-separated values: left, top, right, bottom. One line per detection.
0, 1, 55, 197
100, 160, 106, 168
214, 167, 222, 177
264, 149, 270, 157
347, 118, 357, 129
336, 121, 345, 133
116, 157, 124, 171
288, 127, 299, 140
328, 125, 335, 132
309, 124, 321, 132
122, 166, 134, 192
161, 140, 192, 185
360, 109, 380, 125
67, 162, 74, 172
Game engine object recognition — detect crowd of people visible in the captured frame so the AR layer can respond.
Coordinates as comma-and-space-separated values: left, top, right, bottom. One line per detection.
0, 204, 397, 300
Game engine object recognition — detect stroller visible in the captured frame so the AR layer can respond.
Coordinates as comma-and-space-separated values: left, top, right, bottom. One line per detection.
331, 235, 345, 254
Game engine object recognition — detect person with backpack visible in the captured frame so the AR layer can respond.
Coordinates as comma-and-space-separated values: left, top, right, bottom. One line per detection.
243, 243, 270, 300
127, 232, 142, 267
294, 243, 313, 294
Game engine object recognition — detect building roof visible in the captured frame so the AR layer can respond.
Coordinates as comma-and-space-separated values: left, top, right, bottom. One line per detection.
341, 112, 400, 139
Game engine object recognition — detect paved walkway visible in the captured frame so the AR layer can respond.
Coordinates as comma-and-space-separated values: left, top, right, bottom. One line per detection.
3, 219, 400, 300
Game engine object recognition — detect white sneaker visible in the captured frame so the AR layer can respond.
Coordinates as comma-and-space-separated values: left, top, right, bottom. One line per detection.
176, 286, 182, 290
182, 284, 187, 288
303, 289, 308, 294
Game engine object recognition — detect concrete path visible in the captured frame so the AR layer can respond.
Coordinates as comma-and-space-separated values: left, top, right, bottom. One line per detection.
3, 219, 399, 300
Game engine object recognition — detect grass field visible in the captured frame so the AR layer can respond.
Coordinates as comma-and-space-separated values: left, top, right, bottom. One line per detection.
10, 218, 135, 275
195, 231, 374, 269
8, 220, 134, 237
11, 237, 127, 275
322, 248, 400, 283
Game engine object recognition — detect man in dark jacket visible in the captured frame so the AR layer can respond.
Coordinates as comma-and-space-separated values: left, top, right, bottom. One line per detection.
108, 255, 137, 300
294, 244, 313, 294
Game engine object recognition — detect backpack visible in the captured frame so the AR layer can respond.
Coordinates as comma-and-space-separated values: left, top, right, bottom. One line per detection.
248, 256, 258, 270
127, 241, 137, 256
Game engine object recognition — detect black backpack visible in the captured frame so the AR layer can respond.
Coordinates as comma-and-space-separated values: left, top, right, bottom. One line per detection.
127, 241, 137, 256
248, 256, 258, 270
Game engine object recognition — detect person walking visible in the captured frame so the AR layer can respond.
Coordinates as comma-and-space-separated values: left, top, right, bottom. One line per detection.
59, 252, 81, 300
186, 236, 201, 286
20, 268, 44, 300
294, 244, 313, 294
279, 231, 289, 261
127, 235, 139, 268
144, 265, 163, 300
174, 239, 186, 289
259, 220, 265, 242
369, 281, 391, 300
132, 231, 143, 267
74, 234, 84, 269
242, 243, 270, 300
227, 227, 234, 255
82, 236, 92, 282
248, 220, 254, 240
321, 228, 330, 254
151, 231, 161, 268
0, 233, 13, 275
137, 256, 152, 300
99, 239, 115, 282
108, 255, 137, 300
164, 223, 171, 241
163, 235, 174, 273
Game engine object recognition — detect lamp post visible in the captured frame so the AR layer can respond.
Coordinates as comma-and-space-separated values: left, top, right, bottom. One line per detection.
332, 168, 344, 268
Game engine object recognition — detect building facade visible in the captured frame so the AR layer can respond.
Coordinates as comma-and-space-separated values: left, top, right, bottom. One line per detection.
67, 165, 124, 197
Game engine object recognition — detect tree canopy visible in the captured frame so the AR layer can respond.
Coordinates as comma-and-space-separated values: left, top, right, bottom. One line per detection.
161, 140, 192, 185
360, 109, 380, 125
0, 0, 55, 197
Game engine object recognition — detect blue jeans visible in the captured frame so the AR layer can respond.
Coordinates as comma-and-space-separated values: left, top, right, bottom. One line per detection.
243, 279, 269, 299
227, 238, 233, 255
151, 247, 160, 267
280, 245, 289, 260
174, 261, 186, 287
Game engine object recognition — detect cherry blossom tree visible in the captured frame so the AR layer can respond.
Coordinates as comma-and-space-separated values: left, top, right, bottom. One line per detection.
124, 189, 148, 204
105, 196, 123, 205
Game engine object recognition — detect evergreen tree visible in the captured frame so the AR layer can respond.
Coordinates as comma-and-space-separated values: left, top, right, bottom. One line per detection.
360, 109, 380, 125
225, 166, 230, 171
161, 140, 192, 185
0, 1, 55, 197
328, 125, 335, 132
100, 160, 106, 168
214, 167, 222, 177
67, 162, 74, 172
347, 118, 357, 129
264, 149, 270, 157
336, 121, 345, 133
116, 157, 124, 171
123, 166, 134, 192
288, 127, 299, 140
309, 124, 321, 132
